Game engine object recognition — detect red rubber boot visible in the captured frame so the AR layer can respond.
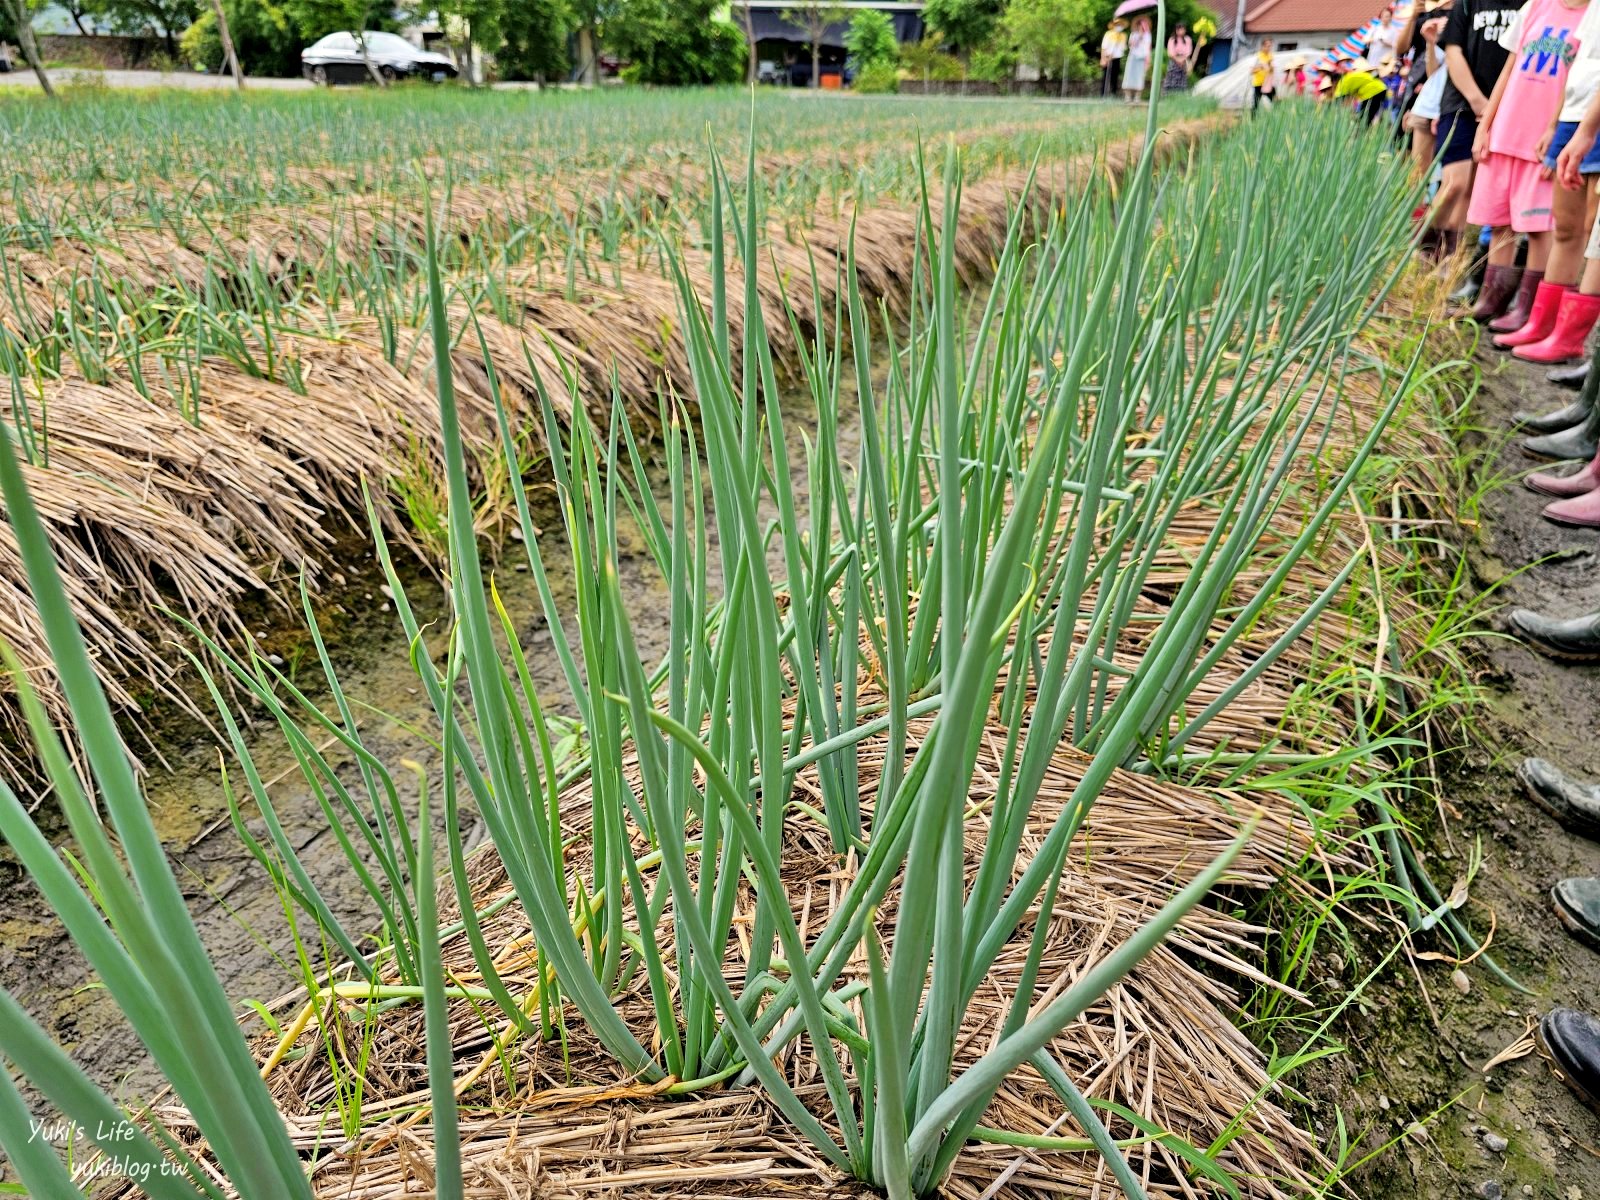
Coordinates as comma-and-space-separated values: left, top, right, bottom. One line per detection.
1495, 281, 1572, 349
1516, 291, 1600, 364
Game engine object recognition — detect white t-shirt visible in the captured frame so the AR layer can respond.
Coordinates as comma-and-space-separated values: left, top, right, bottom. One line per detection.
1415, 45, 1450, 118
1561, 0, 1600, 121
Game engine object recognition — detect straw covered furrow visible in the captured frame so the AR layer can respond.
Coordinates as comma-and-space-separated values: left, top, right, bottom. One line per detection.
0, 118, 1221, 775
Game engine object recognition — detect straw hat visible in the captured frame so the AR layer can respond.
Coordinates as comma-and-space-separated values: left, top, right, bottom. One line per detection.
1289, 55, 1307, 67
1110, 17, 1129, 28
1378, 54, 1397, 71
1317, 75, 1334, 90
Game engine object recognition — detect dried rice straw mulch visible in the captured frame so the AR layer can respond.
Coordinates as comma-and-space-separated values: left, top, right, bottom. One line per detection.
0, 117, 1223, 780
169, 263, 1456, 1200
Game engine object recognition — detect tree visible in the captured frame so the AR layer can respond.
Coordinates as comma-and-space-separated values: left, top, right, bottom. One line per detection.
82, 0, 199, 56
922, 0, 1004, 56
497, 0, 571, 81
180, 0, 303, 77
0, 0, 54, 97
738, 0, 756, 84
570, 0, 617, 84
210, 0, 243, 86
438, 0, 508, 84
606, 0, 744, 86
781, 0, 843, 88
57, 0, 96, 37
844, 7, 898, 70
999, 0, 1091, 94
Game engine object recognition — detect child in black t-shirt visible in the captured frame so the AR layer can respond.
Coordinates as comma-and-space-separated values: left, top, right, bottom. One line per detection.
1424, 0, 1523, 268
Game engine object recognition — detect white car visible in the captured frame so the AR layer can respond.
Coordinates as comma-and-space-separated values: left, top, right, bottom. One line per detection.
301, 31, 458, 85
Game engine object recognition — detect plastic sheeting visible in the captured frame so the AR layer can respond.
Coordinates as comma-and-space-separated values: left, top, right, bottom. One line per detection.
1193, 48, 1330, 106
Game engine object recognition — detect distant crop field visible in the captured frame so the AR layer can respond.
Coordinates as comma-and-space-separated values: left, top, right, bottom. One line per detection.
0, 85, 1482, 1200
0, 88, 1190, 760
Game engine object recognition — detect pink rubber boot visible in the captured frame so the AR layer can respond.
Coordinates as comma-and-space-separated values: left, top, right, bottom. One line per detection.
1528, 447, 1600, 497
1543, 486, 1600, 527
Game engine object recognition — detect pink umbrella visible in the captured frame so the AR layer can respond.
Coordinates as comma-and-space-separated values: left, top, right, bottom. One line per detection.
1113, 0, 1157, 16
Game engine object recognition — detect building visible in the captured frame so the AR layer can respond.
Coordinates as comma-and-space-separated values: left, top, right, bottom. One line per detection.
1209, 0, 1388, 71
727, 0, 924, 85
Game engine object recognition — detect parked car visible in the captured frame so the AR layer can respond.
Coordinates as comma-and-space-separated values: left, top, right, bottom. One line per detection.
301, 32, 458, 85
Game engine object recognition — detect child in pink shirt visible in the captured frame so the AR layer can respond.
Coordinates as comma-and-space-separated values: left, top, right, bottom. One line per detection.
1469, 0, 1589, 332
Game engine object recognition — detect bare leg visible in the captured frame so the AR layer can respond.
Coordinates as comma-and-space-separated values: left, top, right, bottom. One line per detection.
1581, 254, 1600, 294
1412, 126, 1436, 180
1488, 225, 1519, 267
1547, 184, 1589, 285
1450, 169, 1475, 229
1431, 159, 1474, 233
1528, 230, 1553, 273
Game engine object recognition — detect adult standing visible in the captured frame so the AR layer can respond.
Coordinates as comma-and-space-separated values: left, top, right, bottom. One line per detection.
1424, 0, 1522, 263
1251, 39, 1275, 111
1123, 16, 1152, 102
1368, 4, 1401, 72
1101, 19, 1128, 97
1164, 24, 1194, 90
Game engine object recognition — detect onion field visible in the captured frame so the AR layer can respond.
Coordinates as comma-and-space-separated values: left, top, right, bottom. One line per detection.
0, 87, 1456, 1200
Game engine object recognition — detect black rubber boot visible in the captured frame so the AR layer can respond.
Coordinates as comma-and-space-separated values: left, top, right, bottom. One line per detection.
1539, 1010, 1600, 1115
1548, 359, 1591, 390
1514, 394, 1592, 433
1554, 877, 1600, 951
1525, 342, 1600, 459
1524, 408, 1600, 459
1509, 608, 1600, 661
1518, 758, 1600, 836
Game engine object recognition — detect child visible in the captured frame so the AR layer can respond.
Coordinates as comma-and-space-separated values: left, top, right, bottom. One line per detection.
1428, 0, 1523, 271
1467, 0, 1590, 328
1251, 39, 1275, 111
1491, 0, 1600, 358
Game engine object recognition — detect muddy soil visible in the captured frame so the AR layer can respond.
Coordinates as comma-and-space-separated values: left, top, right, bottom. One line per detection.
1347, 344, 1600, 1199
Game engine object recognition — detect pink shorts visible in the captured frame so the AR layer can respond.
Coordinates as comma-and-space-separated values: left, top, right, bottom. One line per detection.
1467, 152, 1554, 233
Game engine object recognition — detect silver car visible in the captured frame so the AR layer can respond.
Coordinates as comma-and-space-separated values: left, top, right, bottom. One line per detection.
301, 31, 458, 85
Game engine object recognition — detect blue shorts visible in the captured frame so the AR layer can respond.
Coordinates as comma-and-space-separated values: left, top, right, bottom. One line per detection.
1543, 119, 1600, 175
1437, 110, 1477, 167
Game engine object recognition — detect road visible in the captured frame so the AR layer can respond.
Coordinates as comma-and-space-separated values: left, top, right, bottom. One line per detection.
0, 66, 552, 90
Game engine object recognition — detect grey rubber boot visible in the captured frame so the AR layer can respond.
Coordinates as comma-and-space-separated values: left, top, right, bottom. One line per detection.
1525, 336, 1600, 460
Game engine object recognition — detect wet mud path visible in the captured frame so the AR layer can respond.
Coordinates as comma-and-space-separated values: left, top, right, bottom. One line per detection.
1354, 340, 1600, 1199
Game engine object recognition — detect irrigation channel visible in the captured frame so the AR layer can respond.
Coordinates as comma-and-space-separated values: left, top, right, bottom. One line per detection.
0, 92, 1529, 1199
